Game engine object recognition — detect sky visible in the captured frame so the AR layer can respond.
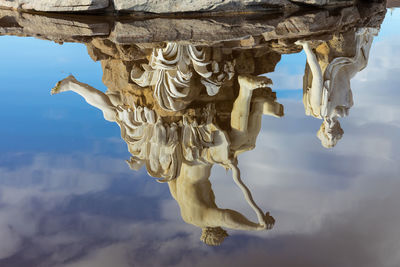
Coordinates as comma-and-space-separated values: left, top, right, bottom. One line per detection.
0, 9, 399, 267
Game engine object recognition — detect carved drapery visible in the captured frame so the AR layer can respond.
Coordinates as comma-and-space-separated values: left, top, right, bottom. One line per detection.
131, 43, 235, 111
121, 103, 231, 182
320, 27, 378, 118
301, 27, 378, 120
298, 27, 378, 148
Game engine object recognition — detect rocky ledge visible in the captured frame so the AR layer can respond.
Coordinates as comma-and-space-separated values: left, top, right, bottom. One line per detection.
0, 1, 386, 45
0, 0, 359, 14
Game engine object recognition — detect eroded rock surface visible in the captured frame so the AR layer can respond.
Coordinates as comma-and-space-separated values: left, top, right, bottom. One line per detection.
0, 0, 109, 12
0, 0, 362, 14
111, 0, 298, 13
290, 0, 353, 6
0, 2, 386, 45
387, 0, 400, 7
0, 9, 110, 42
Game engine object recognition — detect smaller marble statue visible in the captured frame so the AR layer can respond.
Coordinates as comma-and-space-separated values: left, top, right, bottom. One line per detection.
296, 27, 378, 148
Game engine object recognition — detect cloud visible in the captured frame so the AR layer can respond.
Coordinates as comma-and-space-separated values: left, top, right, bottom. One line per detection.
0, 152, 136, 262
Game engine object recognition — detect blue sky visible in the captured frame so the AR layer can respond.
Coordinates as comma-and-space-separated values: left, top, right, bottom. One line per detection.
0, 37, 124, 154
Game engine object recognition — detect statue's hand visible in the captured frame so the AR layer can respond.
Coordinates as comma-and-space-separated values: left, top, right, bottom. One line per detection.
260, 212, 275, 230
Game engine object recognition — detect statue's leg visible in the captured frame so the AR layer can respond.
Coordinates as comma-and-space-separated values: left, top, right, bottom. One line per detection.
235, 101, 264, 153
232, 97, 283, 156
230, 75, 272, 132
51, 75, 116, 122
229, 75, 272, 153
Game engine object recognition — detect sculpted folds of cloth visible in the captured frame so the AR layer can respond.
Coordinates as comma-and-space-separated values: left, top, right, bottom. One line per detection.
131, 43, 235, 111
297, 27, 378, 148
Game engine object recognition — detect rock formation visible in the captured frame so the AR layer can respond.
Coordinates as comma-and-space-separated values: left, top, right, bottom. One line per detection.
110, 0, 299, 13
387, 0, 400, 7
0, 2, 386, 44
0, 0, 109, 12
0, 0, 368, 14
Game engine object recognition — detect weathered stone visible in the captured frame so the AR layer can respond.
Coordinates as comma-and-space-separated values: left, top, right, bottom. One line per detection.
0, 9, 110, 42
240, 36, 256, 47
111, 0, 297, 13
253, 50, 282, 75
290, 0, 353, 6
0, 0, 109, 12
387, 0, 400, 7
87, 39, 143, 60
262, 7, 361, 41
235, 51, 255, 74
108, 18, 276, 45
0, 0, 386, 14
0, 2, 386, 46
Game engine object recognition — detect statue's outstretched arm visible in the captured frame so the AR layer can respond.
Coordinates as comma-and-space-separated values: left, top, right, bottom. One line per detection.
51, 75, 116, 122
228, 163, 274, 230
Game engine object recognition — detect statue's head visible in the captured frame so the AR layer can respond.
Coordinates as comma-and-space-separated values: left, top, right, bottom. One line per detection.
317, 119, 344, 148
200, 227, 229, 246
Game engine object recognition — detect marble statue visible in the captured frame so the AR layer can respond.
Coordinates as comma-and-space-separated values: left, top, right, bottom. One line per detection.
51, 72, 282, 245
296, 27, 378, 148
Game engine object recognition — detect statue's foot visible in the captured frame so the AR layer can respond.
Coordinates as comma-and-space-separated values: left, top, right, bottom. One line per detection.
238, 74, 272, 92
264, 102, 284, 118
51, 75, 77, 95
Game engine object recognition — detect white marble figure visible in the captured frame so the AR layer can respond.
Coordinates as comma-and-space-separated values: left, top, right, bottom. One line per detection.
296, 27, 378, 148
51, 73, 280, 246
131, 42, 234, 111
